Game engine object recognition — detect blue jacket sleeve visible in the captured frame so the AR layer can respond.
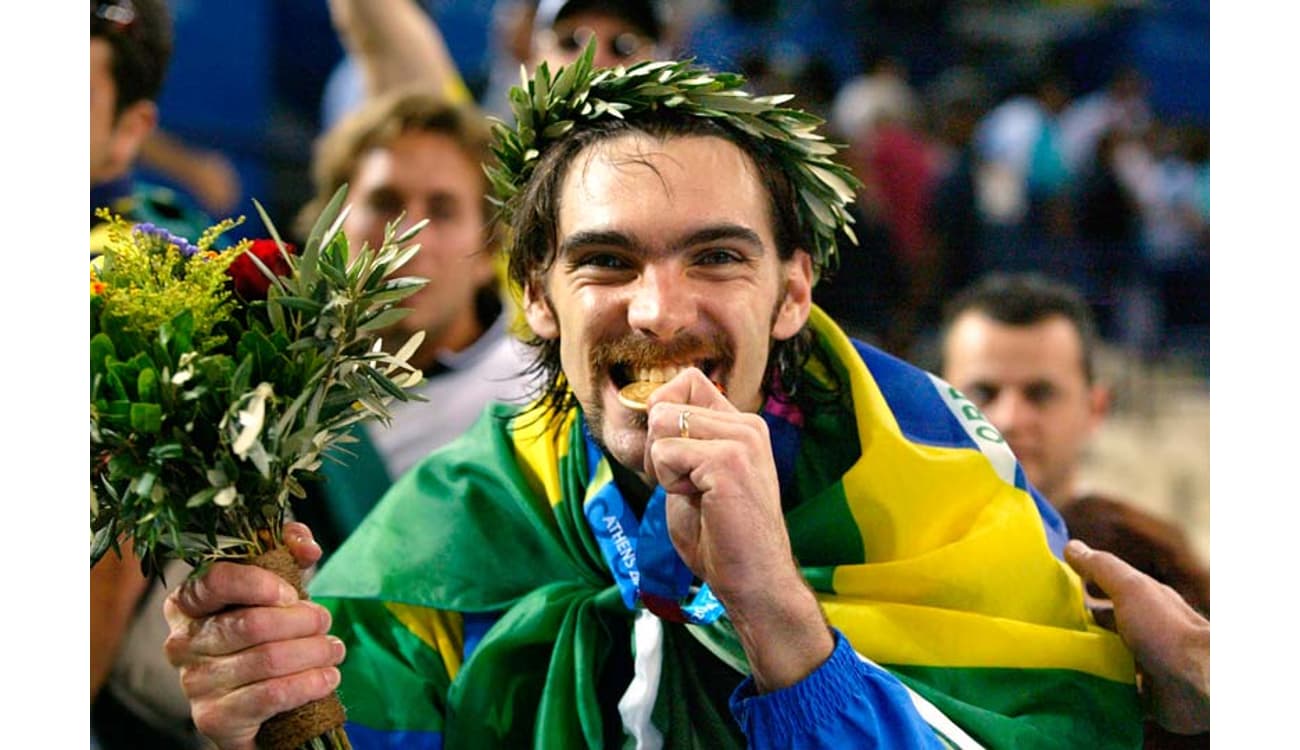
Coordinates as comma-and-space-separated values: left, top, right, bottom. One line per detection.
729, 629, 946, 749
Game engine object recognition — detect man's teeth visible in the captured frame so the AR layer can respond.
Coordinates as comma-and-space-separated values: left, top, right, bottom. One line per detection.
633, 365, 694, 383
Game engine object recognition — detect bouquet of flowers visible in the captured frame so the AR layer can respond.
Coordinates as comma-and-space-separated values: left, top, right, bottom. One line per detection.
90, 187, 427, 750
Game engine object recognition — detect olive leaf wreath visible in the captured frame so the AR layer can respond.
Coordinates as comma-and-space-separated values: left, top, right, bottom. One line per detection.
484, 41, 862, 277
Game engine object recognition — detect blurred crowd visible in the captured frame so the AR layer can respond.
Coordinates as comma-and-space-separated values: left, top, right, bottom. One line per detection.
138, 0, 1209, 372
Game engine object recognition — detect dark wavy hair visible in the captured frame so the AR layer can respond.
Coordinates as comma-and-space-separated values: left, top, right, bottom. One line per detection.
505, 111, 833, 423
90, 0, 173, 117
939, 272, 1100, 384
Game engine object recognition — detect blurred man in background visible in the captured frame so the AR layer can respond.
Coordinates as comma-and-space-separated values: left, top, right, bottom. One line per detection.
938, 272, 1208, 747
90, 0, 213, 256
292, 89, 534, 556
528, 0, 666, 69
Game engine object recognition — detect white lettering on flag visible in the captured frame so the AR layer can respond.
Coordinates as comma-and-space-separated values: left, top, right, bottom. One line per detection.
926, 373, 1018, 487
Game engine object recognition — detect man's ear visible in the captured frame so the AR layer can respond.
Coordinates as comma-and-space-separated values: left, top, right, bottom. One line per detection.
110, 100, 158, 172
523, 279, 559, 340
1087, 382, 1111, 434
772, 249, 814, 341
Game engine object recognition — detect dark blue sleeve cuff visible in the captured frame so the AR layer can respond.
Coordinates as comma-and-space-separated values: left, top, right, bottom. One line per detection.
729, 628, 945, 749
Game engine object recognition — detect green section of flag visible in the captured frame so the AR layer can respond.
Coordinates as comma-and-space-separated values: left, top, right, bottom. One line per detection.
447, 581, 622, 747
310, 405, 600, 611
651, 625, 747, 750
786, 480, 864, 573
323, 597, 451, 733
891, 664, 1144, 750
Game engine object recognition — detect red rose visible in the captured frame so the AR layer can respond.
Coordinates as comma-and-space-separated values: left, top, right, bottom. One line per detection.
228, 239, 295, 300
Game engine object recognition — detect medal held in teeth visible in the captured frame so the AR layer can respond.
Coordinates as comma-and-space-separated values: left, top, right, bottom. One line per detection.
618, 381, 661, 412
617, 377, 727, 412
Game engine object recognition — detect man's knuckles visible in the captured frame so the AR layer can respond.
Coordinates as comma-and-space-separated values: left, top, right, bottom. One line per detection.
190, 699, 256, 749
237, 667, 340, 715
192, 602, 329, 654
180, 636, 342, 697
174, 563, 296, 617
164, 629, 197, 668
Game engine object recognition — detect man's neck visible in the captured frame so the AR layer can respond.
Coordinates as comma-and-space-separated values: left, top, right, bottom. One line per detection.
1044, 476, 1078, 511
407, 288, 502, 374
608, 456, 654, 519
435, 309, 488, 358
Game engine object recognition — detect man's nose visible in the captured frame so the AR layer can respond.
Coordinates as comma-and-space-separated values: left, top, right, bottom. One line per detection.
627, 265, 696, 339
592, 47, 621, 68
397, 203, 431, 238
985, 392, 1033, 436
394, 208, 441, 255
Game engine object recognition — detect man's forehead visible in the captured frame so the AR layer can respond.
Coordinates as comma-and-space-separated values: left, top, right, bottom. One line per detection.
540, 0, 663, 39
553, 9, 642, 32
948, 312, 1088, 379
567, 132, 760, 177
357, 135, 480, 183
561, 130, 764, 201
956, 311, 1081, 343
556, 133, 768, 228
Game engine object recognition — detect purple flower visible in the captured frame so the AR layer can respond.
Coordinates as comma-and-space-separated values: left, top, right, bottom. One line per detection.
133, 222, 200, 257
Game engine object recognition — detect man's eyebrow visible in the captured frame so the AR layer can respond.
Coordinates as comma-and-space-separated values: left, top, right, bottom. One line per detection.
677, 224, 764, 253
426, 191, 461, 206
557, 224, 765, 257
558, 229, 636, 257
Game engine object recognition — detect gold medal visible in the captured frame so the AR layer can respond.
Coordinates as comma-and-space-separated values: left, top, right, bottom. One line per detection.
617, 381, 661, 412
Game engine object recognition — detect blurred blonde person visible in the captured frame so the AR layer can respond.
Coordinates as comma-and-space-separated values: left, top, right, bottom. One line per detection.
292, 90, 536, 552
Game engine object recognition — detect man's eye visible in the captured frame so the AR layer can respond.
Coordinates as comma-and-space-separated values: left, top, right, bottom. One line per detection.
574, 253, 629, 270
1024, 384, 1057, 405
696, 249, 742, 265
365, 193, 403, 217
966, 385, 996, 406
425, 198, 459, 222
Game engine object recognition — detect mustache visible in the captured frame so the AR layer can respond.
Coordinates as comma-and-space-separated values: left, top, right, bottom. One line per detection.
589, 331, 734, 376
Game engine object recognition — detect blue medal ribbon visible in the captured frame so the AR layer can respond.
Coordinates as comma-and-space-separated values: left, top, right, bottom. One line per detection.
582, 428, 725, 624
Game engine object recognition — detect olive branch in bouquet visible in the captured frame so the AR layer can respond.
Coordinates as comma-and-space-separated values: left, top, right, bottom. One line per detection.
91, 184, 433, 748
90, 185, 429, 579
